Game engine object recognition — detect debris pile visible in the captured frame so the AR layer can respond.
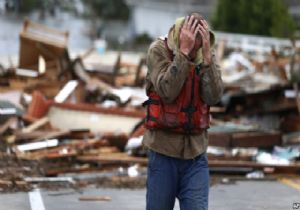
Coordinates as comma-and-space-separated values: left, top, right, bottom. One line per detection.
1, 19, 300, 192
0, 19, 148, 192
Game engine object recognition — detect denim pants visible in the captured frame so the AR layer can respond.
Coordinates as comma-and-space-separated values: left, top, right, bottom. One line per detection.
146, 150, 209, 210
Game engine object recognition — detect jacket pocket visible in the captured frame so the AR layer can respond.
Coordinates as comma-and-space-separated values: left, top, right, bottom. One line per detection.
158, 100, 182, 128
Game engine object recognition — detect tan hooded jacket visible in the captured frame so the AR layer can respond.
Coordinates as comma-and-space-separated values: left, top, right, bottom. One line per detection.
142, 18, 224, 159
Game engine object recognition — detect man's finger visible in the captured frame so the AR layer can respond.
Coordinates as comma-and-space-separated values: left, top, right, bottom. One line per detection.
193, 25, 200, 37
198, 28, 205, 39
191, 20, 198, 33
201, 20, 209, 29
199, 24, 209, 37
202, 20, 209, 28
198, 28, 210, 47
183, 16, 189, 29
198, 24, 207, 35
187, 15, 194, 30
199, 23, 207, 31
198, 28, 209, 44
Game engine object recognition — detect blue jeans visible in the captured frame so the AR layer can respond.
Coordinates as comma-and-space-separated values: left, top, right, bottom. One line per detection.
146, 150, 209, 210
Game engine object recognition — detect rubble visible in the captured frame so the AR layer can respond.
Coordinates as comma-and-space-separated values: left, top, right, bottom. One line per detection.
1, 18, 300, 193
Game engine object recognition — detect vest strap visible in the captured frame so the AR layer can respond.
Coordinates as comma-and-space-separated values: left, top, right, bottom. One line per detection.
142, 99, 160, 107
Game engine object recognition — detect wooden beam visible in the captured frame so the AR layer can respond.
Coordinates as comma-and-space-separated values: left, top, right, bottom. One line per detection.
22, 117, 49, 133
208, 131, 282, 148
231, 132, 281, 147
208, 160, 300, 173
79, 196, 111, 202
77, 154, 148, 165
208, 132, 231, 147
0, 117, 17, 135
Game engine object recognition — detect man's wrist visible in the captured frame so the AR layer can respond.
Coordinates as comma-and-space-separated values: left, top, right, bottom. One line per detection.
180, 49, 190, 58
200, 62, 210, 68
179, 49, 191, 60
203, 57, 211, 66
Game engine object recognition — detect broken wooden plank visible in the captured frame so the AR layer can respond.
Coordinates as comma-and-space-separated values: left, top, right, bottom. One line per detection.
0, 180, 13, 188
208, 132, 231, 147
207, 155, 252, 162
24, 177, 74, 184
208, 160, 300, 174
73, 58, 113, 93
0, 117, 17, 135
83, 146, 120, 156
54, 80, 78, 103
231, 132, 282, 147
77, 153, 148, 165
45, 167, 97, 176
79, 196, 111, 202
15, 68, 39, 77
13, 130, 69, 142
17, 138, 109, 160
16, 139, 59, 152
208, 131, 282, 148
0, 108, 17, 115
31, 130, 70, 142
22, 117, 49, 133
293, 82, 300, 115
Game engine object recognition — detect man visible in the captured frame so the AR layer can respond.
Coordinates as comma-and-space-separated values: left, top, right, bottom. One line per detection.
143, 13, 223, 210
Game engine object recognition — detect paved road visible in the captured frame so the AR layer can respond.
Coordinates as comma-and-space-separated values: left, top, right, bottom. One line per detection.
1, 177, 300, 210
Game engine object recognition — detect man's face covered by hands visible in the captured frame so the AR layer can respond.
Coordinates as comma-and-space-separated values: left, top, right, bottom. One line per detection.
190, 31, 203, 59
179, 14, 211, 63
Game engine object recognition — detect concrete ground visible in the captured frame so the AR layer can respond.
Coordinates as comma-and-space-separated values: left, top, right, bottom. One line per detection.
1, 177, 300, 210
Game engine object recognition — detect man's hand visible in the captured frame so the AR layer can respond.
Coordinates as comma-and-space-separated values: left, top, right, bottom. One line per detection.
198, 20, 211, 65
179, 16, 200, 57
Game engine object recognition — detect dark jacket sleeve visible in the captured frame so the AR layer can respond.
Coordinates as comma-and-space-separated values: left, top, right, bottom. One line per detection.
146, 39, 193, 104
199, 50, 224, 105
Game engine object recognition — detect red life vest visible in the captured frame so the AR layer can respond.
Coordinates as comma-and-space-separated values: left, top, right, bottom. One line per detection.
143, 39, 210, 134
